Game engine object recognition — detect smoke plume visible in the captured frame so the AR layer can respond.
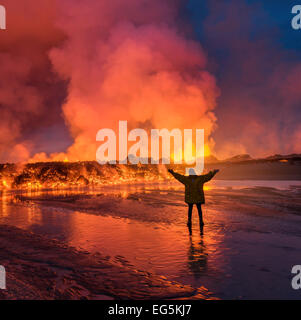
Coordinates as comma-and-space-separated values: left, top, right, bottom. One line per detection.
36, 0, 219, 162
202, 0, 301, 158
0, 0, 67, 162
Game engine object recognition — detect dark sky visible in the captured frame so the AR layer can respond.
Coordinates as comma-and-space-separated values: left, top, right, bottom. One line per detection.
186, 0, 301, 157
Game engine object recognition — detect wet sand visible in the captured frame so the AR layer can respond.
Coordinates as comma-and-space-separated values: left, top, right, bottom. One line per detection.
0, 224, 204, 300
1, 181, 301, 299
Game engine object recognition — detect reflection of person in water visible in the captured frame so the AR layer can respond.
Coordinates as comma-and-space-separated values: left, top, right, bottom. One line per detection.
187, 235, 208, 279
168, 168, 219, 229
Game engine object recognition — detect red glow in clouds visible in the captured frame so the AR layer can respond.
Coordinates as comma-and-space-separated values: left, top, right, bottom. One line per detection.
0, 0, 218, 163
0, 0, 300, 163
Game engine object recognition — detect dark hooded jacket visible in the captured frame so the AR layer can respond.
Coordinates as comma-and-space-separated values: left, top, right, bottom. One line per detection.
170, 171, 216, 204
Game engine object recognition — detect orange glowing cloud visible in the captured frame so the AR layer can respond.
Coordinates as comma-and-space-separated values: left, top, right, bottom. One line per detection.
38, 0, 220, 162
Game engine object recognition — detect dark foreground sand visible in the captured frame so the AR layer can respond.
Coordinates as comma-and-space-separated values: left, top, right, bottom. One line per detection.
2, 182, 301, 299
0, 224, 213, 300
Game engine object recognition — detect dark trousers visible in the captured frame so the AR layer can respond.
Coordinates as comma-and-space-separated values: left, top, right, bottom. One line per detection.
187, 203, 204, 225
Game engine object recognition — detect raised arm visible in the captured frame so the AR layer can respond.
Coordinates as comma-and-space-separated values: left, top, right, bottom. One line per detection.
168, 169, 187, 184
201, 169, 219, 183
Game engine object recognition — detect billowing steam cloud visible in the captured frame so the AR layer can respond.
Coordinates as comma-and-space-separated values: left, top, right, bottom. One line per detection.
31, 0, 219, 162
2, 0, 299, 163
0, 0, 66, 162
202, 0, 301, 158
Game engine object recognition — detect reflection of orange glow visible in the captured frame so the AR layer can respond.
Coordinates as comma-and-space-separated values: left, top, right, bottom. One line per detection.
1, 190, 8, 217
121, 191, 129, 199
0, 184, 228, 299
